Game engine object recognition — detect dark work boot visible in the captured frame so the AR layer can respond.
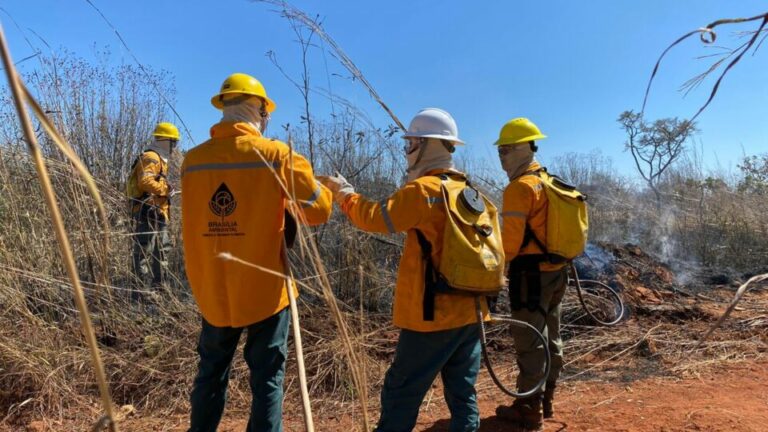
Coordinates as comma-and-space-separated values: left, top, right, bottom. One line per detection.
543, 382, 556, 419
495, 395, 543, 431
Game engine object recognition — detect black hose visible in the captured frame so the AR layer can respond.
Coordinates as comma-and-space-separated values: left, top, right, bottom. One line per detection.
476, 296, 550, 398
570, 262, 625, 326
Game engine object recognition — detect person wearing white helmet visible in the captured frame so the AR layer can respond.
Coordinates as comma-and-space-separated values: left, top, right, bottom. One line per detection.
402, 107, 464, 182
319, 108, 490, 431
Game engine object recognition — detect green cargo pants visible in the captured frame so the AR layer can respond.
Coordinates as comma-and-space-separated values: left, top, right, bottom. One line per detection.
131, 205, 171, 300
375, 324, 482, 432
509, 267, 567, 393
189, 308, 290, 432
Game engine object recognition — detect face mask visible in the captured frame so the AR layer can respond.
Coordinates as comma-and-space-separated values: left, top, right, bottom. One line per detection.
148, 138, 174, 161
405, 139, 456, 183
259, 114, 270, 134
498, 145, 534, 180
222, 98, 268, 133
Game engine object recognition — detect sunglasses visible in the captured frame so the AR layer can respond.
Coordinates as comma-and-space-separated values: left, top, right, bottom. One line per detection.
497, 145, 527, 156
403, 138, 421, 155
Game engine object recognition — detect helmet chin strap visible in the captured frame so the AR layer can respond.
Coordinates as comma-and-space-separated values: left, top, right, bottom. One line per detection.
407, 139, 456, 173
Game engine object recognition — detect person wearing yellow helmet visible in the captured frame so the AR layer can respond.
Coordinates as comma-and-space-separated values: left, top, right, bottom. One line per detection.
128, 121, 179, 302
182, 73, 331, 431
210, 72, 276, 133
493, 117, 567, 430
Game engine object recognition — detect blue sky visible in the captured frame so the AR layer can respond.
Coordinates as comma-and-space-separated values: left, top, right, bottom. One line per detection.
2, 0, 767, 177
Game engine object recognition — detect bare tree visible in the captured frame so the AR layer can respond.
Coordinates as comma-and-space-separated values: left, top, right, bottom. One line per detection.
618, 110, 697, 207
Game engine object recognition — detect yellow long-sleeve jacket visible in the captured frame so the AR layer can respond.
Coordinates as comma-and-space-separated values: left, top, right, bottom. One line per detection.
181, 122, 332, 328
341, 169, 490, 332
132, 150, 170, 220
501, 161, 565, 272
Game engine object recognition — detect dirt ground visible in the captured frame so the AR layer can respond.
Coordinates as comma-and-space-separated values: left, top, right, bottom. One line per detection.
24, 359, 766, 432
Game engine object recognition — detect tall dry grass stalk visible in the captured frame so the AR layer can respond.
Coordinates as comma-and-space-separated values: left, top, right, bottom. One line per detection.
259, 144, 371, 430
0, 24, 118, 431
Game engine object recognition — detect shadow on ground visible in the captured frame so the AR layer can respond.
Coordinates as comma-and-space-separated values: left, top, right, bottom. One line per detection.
421, 416, 568, 431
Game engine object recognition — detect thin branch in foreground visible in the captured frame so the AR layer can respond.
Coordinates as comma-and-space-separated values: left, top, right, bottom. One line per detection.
254, 0, 407, 133
695, 273, 768, 348
0, 22, 119, 432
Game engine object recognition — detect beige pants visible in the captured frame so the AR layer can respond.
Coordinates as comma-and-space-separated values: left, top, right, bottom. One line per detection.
509, 268, 567, 393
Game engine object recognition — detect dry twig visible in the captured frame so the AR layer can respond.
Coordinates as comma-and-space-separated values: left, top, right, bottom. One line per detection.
642, 11, 768, 121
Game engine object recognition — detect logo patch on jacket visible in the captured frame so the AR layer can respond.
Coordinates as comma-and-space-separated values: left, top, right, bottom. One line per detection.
209, 183, 237, 217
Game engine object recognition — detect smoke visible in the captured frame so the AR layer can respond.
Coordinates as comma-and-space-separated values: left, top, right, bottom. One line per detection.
575, 243, 617, 281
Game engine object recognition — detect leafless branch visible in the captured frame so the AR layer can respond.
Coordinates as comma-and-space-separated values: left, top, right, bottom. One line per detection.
254, 0, 407, 132
642, 12, 768, 121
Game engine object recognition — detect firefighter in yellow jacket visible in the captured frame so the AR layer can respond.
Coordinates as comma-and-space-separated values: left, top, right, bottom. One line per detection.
181, 73, 332, 431
130, 122, 178, 299
320, 108, 490, 432
494, 118, 567, 431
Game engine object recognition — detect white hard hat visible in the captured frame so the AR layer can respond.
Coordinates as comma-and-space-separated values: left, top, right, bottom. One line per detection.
402, 108, 464, 144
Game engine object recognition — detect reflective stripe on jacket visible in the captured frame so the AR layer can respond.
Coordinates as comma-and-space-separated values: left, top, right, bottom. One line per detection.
133, 151, 170, 220
341, 169, 490, 332
501, 161, 565, 272
181, 122, 332, 327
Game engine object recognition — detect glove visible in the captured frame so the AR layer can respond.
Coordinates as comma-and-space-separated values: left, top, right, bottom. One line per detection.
165, 182, 176, 198
317, 173, 355, 205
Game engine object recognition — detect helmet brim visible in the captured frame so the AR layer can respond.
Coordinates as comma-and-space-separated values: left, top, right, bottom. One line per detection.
153, 133, 179, 140
211, 93, 277, 112
402, 133, 465, 145
494, 133, 547, 146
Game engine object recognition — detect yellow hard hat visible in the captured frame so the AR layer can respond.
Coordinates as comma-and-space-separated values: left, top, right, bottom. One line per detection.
210, 73, 276, 112
152, 122, 180, 140
495, 118, 547, 146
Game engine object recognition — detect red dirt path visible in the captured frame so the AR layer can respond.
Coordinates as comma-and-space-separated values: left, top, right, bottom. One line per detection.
31, 359, 766, 432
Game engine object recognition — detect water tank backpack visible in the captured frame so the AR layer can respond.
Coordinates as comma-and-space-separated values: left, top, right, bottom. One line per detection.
415, 173, 506, 321
525, 169, 589, 263
124, 150, 162, 202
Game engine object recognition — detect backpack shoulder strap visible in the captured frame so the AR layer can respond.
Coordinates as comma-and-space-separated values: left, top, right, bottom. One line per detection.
415, 228, 459, 321
522, 225, 548, 255
414, 229, 437, 321
525, 167, 545, 179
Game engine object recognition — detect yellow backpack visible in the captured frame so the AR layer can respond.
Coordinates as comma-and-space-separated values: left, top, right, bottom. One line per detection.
527, 169, 589, 263
415, 174, 506, 320
125, 150, 161, 203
